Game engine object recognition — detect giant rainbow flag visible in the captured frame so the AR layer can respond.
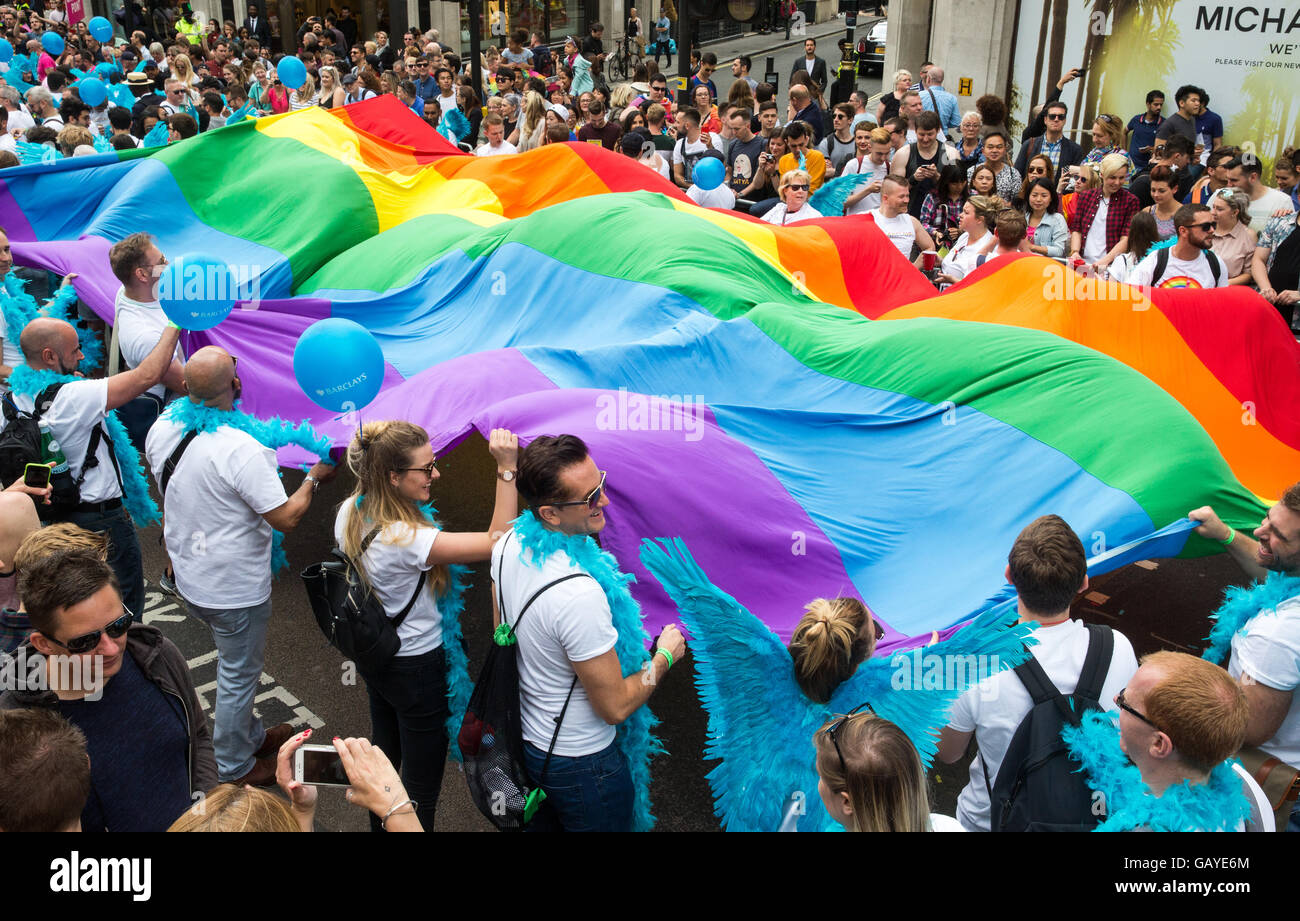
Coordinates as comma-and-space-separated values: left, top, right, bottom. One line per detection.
4, 97, 1295, 648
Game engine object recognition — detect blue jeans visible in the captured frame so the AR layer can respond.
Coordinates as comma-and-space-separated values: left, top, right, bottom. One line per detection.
67, 504, 144, 621
362, 646, 450, 833
185, 598, 273, 780
523, 740, 634, 832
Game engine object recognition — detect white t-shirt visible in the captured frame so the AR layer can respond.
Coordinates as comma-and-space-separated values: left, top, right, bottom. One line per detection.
948, 618, 1139, 832
114, 288, 184, 400
12, 378, 121, 503
332, 503, 444, 657
1126, 248, 1227, 290
0, 305, 25, 383
6, 108, 35, 135
639, 153, 670, 180
930, 813, 965, 832
492, 529, 619, 757
1248, 188, 1294, 232
671, 132, 724, 165
762, 202, 822, 225
1228, 596, 1300, 767
838, 155, 888, 214
145, 419, 287, 608
437, 93, 459, 114
687, 184, 736, 208
939, 230, 994, 281
869, 208, 916, 257
475, 140, 518, 157
1081, 196, 1110, 262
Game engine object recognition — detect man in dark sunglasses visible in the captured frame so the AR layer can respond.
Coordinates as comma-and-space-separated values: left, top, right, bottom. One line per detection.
491, 434, 687, 831
1015, 99, 1083, 178
0, 547, 217, 832
1126, 203, 1227, 289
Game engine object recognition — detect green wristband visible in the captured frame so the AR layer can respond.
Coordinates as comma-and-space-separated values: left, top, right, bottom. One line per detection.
1221, 529, 1235, 546
656, 647, 673, 669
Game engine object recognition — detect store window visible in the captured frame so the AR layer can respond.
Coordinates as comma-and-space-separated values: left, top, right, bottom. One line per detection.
460, 0, 583, 55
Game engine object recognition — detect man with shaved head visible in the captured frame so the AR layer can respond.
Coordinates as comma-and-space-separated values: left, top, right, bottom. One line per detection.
144, 347, 337, 786
14, 317, 180, 618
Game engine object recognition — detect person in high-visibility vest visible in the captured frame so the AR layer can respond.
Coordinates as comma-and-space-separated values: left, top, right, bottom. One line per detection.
176, 4, 203, 45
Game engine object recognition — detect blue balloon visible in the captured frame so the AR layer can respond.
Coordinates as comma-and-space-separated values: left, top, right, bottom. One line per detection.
89, 16, 114, 42
0, 39, 12, 64
693, 156, 725, 191
276, 56, 307, 90
156, 253, 239, 331
40, 32, 64, 56
293, 319, 386, 413
78, 77, 106, 107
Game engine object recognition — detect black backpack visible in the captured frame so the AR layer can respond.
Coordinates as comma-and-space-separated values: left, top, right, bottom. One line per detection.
457, 531, 592, 830
0, 385, 120, 522
986, 622, 1114, 832
300, 526, 427, 675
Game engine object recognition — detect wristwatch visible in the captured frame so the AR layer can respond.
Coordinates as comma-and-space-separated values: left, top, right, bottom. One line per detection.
496, 469, 516, 482
304, 474, 321, 494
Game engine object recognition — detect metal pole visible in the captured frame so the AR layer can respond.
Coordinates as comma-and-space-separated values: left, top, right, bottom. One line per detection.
468, 0, 482, 102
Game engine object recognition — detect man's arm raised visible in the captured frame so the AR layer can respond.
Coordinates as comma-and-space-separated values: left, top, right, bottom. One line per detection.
105, 324, 182, 411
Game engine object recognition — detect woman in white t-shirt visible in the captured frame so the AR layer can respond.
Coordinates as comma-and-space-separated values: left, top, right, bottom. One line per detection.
335, 420, 519, 831
762, 169, 822, 225
815, 709, 962, 832
936, 194, 1000, 286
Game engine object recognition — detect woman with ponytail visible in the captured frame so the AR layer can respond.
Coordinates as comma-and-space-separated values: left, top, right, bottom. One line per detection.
787, 597, 879, 704
334, 422, 519, 831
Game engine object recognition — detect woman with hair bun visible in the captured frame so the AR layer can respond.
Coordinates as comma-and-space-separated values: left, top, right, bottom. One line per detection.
334, 421, 519, 832
639, 538, 1034, 831
814, 710, 963, 832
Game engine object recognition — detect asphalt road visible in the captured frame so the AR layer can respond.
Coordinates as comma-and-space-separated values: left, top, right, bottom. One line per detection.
135, 429, 1253, 833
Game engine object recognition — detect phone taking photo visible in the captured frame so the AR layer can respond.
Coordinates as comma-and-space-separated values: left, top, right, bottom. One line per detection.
294, 743, 349, 786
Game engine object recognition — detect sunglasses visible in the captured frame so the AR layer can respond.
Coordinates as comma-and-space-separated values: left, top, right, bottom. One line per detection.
45, 607, 134, 655
787, 184, 809, 192
548, 470, 607, 512
1044, 112, 1065, 120
1191, 221, 1216, 231
398, 460, 437, 477
824, 702, 874, 775
1115, 687, 1163, 733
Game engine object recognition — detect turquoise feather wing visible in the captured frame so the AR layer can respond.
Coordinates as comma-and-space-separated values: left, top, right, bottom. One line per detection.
833, 598, 1037, 768
808, 172, 874, 217
143, 121, 171, 148
640, 536, 842, 831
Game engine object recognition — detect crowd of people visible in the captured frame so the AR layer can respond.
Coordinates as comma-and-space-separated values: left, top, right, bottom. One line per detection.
0, 1, 1298, 836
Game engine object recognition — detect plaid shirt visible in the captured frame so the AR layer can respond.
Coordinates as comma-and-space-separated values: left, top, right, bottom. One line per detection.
0, 608, 30, 655
1069, 188, 1141, 255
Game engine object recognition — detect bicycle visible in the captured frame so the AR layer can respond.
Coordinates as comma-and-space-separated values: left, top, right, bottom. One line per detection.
607, 34, 634, 81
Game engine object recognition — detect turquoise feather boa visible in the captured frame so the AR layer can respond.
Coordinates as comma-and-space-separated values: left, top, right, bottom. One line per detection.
162, 398, 334, 576
1063, 710, 1251, 832
1202, 571, 1300, 665
1, 273, 103, 372
349, 495, 474, 760
8, 365, 159, 525
514, 511, 662, 831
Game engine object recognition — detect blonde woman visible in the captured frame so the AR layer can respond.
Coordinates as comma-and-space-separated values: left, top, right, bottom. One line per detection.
876, 69, 911, 125
334, 421, 518, 831
170, 53, 202, 101
762, 169, 823, 224
317, 66, 346, 110
815, 711, 962, 832
288, 72, 317, 110
1068, 151, 1140, 270
511, 90, 546, 151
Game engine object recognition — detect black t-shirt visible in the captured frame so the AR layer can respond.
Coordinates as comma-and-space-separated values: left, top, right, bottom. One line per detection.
727, 135, 767, 195
582, 35, 605, 57
1155, 112, 1196, 144
905, 143, 949, 217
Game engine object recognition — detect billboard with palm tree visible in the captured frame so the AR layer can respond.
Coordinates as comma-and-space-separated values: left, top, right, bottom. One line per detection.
1011, 0, 1300, 180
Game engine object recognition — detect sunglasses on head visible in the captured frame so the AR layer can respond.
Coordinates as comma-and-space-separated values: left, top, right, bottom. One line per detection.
46, 607, 134, 655
824, 702, 874, 775
547, 470, 607, 512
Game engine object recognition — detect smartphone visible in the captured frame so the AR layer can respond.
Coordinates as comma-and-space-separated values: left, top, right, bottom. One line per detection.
294, 743, 349, 786
1075, 66, 1086, 78
23, 463, 51, 489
